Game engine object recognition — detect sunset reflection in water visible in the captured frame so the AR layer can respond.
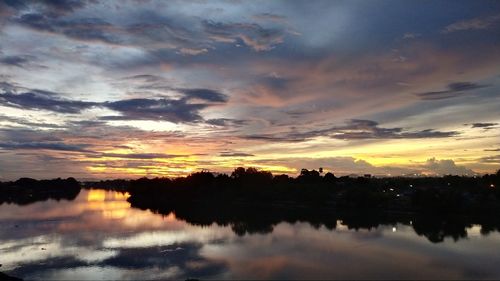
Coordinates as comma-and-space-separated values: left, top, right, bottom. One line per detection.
87, 190, 130, 220
0, 189, 500, 280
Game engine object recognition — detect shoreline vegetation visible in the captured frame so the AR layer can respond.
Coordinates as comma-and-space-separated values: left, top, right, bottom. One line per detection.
91, 168, 500, 242
0, 177, 80, 205
86, 167, 500, 214
1, 168, 500, 242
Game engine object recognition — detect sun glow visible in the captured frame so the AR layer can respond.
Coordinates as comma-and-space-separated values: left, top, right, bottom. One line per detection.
85, 190, 132, 220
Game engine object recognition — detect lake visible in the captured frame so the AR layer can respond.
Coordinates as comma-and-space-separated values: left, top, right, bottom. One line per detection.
1, 189, 500, 280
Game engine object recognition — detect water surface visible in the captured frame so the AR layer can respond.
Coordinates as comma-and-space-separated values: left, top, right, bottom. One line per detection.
1, 189, 499, 280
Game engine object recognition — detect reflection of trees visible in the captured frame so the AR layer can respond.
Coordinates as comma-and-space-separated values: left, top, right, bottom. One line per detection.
412, 216, 469, 243
124, 168, 500, 242
0, 178, 80, 205
3, 168, 499, 243
128, 196, 500, 243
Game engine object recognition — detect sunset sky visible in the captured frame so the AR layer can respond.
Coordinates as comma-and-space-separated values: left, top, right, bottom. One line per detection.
0, 0, 499, 179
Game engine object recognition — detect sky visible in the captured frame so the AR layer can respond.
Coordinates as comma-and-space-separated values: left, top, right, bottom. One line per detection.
0, 0, 499, 180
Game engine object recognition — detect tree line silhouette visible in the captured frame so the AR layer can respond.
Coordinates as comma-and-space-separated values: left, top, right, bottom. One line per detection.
0, 177, 80, 205
98, 167, 499, 242
86, 167, 500, 214
1, 168, 500, 242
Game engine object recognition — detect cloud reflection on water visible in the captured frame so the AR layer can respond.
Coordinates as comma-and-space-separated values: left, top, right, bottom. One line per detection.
0, 189, 500, 280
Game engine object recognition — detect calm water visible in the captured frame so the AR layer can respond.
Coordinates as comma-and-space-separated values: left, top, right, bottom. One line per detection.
1, 189, 500, 280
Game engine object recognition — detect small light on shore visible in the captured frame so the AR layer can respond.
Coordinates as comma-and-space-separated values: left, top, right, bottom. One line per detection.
491, 184, 495, 188
392, 227, 397, 232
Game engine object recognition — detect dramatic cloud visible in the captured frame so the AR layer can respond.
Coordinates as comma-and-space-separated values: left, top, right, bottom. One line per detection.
2, 0, 91, 16
8, 242, 226, 280
98, 243, 227, 278
102, 98, 207, 123
0, 1, 499, 178
219, 152, 254, 157
422, 158, 475, 175
206, 118, 248, 127
178, 88, 228, 103
415, 82, 488, 100
0, 141, 91, 152
0, 55, 35, 67
479, 155, 500, 164
471, 123, 498, 129
122, 74, 165, 83
0, 85, 227, 123
243, 119, 458, 142
442, 13, 500, 33
252, 13, 287, 23
0, 91, 97, 113
101, 153, 182, 159
14, 13, 120, 44
0, 114, 63, 128
202, 20, 285, 51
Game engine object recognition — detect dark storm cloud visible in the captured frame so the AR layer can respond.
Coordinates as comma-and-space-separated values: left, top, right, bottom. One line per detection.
243, 119, 458, 142
415, 82, 488, 100
0, 91, 98, 113
0, 141, 91, 152
101, 98, 207, 123
0, 85, 227, 123
98, 89, 228, 123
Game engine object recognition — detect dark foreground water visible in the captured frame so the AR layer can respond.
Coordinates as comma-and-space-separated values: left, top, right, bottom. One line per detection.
1, 189, 500, 280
